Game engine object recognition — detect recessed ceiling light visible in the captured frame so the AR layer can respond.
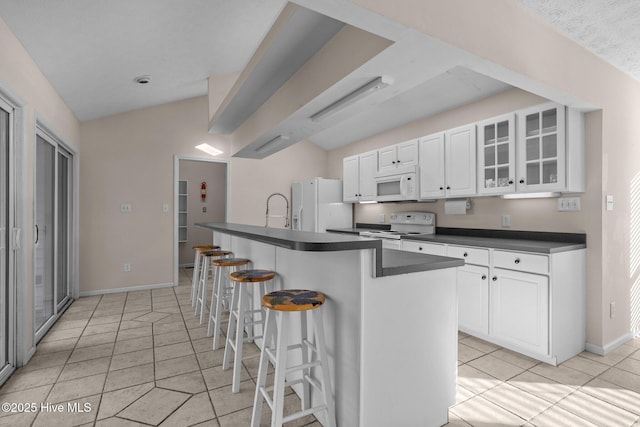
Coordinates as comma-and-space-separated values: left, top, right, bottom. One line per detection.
134, 75, 152, 84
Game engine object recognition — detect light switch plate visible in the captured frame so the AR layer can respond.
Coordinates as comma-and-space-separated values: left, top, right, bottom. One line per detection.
606, 195, 614, 211
120, 203, 132, 213
501, 215, 511, 227
162, 203, 169, 213
378, 213, 385, 223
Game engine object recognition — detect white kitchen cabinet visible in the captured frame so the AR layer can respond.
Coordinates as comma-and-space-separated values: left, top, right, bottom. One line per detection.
418, 132, 445, 199
378, 139, 418, 173
402, 240, 446, 256
400, 238, 584, 365
445, 124, 477, 197
418, 125, 476, 200
343, 150, 378, 202
477, 113, 515, 195
490, 268, 549, 356
457, 264, 489, 336
516, 103, 567, 192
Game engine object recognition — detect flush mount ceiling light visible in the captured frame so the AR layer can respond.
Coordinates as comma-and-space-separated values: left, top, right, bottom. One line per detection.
255, 135, 290, 154
195, 143, 223, 156
134, 75, 152, 84
310, 76, 393, 122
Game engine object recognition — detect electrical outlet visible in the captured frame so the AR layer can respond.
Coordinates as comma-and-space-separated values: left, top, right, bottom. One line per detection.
501, 215, 511, 227
162, 203, 169, 213
203, 207, 207, 213
120, 203, 132, 213
124, 263, 131, 272
557, 197, 581, 212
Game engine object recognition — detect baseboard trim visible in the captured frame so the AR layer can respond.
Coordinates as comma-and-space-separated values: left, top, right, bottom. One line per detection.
79, 282, 175, 297
586, 332, 634, 356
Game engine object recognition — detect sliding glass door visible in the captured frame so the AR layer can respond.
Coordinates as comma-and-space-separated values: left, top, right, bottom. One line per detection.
0, 99, 13, 380
34, 132, 73, 339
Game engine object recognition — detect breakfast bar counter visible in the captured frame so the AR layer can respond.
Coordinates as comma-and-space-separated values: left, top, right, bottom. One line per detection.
196, 222, 463, 427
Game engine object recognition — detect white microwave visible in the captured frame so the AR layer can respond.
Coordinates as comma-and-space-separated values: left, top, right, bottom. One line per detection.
374, 168, 419, 201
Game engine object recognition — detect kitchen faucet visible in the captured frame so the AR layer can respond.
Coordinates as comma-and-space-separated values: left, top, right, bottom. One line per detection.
265, 192, 290, 228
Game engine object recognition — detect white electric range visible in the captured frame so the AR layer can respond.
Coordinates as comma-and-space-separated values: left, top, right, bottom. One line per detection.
360, 211, 436, 249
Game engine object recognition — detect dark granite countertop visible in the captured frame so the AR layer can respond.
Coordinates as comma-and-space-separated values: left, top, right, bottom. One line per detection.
403, 234, 584, 254
196, 222, 463, 277
327, 226, 586, 254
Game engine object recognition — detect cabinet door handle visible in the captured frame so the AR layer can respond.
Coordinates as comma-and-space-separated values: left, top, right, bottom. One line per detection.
463, 252, 468, 257
439, 187, 444, 190
514, 258, 521, 264
392, 161, 396, 164
508, 180, 514, 184
492, 276, 498, 281
481, 275, 487, 280
519, 179, 525, 184
418, 247, 423, 251
446, 186, 451, 190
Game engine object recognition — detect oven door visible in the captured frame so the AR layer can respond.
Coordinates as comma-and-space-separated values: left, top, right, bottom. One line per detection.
375, 172, 418, 202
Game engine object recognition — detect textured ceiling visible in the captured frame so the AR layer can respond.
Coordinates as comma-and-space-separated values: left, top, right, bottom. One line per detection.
515, 0, 640, 82
0, 0, 638, 134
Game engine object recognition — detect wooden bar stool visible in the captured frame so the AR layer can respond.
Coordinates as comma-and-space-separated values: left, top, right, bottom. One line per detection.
190, 245, 219, 308
208, 257, 251, 350
252, 289, 335, 427
223, 269, 275, 393
195, 249, 232, 324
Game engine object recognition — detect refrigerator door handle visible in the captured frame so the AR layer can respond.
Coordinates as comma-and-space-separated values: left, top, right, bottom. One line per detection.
296, 206, 303, 230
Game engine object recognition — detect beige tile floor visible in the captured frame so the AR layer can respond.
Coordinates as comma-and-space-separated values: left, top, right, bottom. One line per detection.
1, 268, 640, 426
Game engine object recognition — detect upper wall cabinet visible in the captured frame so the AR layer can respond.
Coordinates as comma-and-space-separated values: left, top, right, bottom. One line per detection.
378, 139, 418, 173
418, 124, 476, 199
477, 113, 515, 195
343, 150, 378, 202
516, 103, 566, 192
515, 102, 584, 193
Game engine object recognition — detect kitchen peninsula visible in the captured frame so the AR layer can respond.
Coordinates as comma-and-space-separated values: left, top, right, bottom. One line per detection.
197, 222, 464, 427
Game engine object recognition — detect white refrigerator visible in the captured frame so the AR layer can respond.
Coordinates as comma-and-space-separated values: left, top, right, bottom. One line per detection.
291, 178, 353, 232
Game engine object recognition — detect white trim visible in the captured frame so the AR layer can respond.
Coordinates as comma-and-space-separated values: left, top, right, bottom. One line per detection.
585, 332, 634, 356
79, 282, 175, 297
173, 155, 230, 289
0, 80, 26, 369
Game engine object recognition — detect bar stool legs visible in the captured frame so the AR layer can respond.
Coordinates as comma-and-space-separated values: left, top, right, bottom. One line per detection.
223, 269, 275, 393
252, 290, 336, 427
207, 258, 251, 350
194, 250, 232, 324
190, 245, 218, 308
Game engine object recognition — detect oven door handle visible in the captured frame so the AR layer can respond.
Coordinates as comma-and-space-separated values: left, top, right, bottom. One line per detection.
400, 175, 408, 198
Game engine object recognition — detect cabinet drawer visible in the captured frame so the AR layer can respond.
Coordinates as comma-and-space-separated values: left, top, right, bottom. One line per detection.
493, 250, 549, 274
402, 240, 446, 256
447, 245, 489, 266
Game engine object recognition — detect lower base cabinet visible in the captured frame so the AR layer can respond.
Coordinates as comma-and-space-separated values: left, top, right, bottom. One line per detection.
402, 239, 585, 365
490, 268, 549, 356
457, 265, 489, 336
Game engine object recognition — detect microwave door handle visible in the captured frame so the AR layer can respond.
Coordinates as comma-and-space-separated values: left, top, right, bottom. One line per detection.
400, 175, 407, 198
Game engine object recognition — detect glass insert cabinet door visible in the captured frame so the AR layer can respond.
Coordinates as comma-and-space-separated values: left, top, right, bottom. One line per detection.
517, 103, 566, 191
477, 113, 515, 195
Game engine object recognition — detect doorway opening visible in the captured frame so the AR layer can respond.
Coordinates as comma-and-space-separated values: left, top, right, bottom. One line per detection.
173, 156, 229, 286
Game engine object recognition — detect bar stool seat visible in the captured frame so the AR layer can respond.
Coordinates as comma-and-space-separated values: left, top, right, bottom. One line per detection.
208, 258, 251, 350
190, 245, 219, 308
223, 269, 275, 393
195, 249, 233, 324
252, 289, 336, 427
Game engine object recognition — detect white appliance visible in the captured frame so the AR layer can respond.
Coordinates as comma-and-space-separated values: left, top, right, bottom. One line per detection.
374, 166, 419, 202
291, 178, 353, 232
360, 211, 436, 249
